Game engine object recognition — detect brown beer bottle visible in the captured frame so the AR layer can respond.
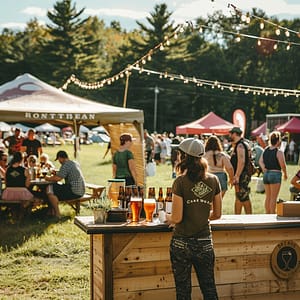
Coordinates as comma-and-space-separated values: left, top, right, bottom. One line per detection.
165, 187, 173, 213
118, 186, 125, 209
138, 186, 146, 218
124, 186, 132, 209
157, 187, 165, 211
148, 187, 156, 199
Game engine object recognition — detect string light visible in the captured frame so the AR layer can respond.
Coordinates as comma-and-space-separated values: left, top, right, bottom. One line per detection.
260, 21, 264, 30
228, 3, 300, 38
131, 66, 300, 99
196, 24, 300, 49
61, 13, 299, 99
62, 23, 185, 90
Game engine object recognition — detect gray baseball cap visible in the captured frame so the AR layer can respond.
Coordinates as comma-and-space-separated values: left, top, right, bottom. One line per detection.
178, 138, 205, 158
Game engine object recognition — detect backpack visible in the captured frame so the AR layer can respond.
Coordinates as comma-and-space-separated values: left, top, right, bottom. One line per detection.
240, 140, 256, 177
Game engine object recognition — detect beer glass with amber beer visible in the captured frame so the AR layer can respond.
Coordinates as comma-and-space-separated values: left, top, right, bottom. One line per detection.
144, 198, 156, 222
130, 197, 142, 222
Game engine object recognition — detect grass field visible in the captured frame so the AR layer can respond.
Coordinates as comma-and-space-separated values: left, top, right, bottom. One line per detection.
0, 143, 298, 299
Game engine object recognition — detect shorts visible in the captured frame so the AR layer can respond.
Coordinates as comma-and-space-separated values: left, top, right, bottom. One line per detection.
263, 170, 282, 184
53, 183, 81, 201
213, 172, 228, 191
236, 172, 251, 202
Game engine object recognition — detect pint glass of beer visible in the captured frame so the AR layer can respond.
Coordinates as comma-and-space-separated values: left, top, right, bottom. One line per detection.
130, 197, 142, 222
144, 198, 156, 222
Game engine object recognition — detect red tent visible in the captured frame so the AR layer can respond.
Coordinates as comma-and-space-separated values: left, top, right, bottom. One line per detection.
251, 122, 266, 136
276, 117, 300, 133
176, 111, 234, 135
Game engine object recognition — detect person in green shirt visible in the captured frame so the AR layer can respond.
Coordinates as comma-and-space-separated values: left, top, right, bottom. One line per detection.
112, 133, 137, 186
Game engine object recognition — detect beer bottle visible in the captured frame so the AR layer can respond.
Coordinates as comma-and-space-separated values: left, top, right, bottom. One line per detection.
124, 186, 132, 209
165, 187, 173, 213
156, 187, 165, 212
138, 186, 145, 218
148, 187, 156, 199
132, 185, 139, 198
118, 186, 125, 209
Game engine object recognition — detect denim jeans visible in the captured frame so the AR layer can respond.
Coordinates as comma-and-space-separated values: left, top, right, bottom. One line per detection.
170, 235, 218, 300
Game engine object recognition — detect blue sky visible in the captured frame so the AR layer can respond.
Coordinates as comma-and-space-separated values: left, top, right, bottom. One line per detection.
1, 0, 300, 31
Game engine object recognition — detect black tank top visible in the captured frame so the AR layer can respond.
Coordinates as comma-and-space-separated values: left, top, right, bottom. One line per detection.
263, 147, 280, 170
230, 139, 249, 173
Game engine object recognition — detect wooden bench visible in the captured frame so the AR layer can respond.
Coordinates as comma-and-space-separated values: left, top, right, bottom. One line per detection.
59, 184, 105, 215
60, 194, 93, 215
0, 198, 43, 221
86, 183, 105, 200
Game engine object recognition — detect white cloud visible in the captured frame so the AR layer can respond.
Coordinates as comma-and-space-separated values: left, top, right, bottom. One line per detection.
22, 6, 47, 18
1, 22, 27, 30
84, 8, 148, 20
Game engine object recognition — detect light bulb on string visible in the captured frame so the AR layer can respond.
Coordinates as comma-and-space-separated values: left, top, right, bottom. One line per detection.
246, 14, 251, 24
199, 26, 203, 33
275, 27, 280, 36
236, 35, 241, 42
285, 30, 290, 37
241, 14, 247, 22
273, 43, 278, 50
159, 44, 164, 51
260, 21, 264, 30
286, 43, 291, 51
257, 39, 261, 46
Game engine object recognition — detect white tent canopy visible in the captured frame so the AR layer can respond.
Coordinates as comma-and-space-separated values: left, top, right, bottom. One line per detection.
0, 73, 144, 126
35, 122, 61, 132
0, 121, 11, 132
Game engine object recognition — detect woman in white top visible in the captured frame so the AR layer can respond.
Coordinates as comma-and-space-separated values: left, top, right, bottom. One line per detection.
204, 135, 234, 198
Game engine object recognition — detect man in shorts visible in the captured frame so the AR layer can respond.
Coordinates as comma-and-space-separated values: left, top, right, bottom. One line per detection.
45, 150, 85, 217
229, 127, 252, 214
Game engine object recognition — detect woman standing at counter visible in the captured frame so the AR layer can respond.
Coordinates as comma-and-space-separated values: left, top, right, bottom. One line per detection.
259, 131, 287, 214
166, 138, 222, 300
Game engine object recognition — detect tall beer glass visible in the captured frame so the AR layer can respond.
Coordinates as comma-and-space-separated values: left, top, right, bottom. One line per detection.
144, 199, 156, 222
130, 197, 142, 222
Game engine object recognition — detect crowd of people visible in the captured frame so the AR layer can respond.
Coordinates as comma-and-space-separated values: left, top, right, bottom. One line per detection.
0, 127, 86, 220
140, 127, 299, 217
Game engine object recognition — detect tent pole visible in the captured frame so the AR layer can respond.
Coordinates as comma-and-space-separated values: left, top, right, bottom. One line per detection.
73, 119, 80, 159
123, 72, 130, 108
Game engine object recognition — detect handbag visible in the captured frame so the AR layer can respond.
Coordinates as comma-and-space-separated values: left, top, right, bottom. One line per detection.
146, 161, 156, 177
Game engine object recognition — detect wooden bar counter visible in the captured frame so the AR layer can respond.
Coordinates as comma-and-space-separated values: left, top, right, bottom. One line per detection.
75, 214, 300, 300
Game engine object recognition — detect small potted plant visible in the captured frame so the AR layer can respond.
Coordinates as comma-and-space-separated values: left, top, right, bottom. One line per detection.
92, 197, 112, 224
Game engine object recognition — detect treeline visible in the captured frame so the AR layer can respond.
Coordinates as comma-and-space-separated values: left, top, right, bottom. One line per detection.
0, 0, 299, 134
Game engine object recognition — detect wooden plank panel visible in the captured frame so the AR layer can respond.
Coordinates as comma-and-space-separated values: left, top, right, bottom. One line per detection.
216, 278, 300, 297
112, 233, 136, 260
114, 260, 172, 278
115, 246, 170, 264
212, 228, 300, 243
219, 292, 300, 300
114, 274, 175, 292
114, 288, 177, 300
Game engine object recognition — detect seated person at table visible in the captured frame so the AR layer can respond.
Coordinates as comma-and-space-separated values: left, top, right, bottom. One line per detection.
290, 169, 300, 200
2, 151, 34, 202
39, 153, 55, 170
45, 150, 86, 217
0, 151, 8, 180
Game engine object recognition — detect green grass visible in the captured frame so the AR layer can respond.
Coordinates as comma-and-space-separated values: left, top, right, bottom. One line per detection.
0, 143, 298, 299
